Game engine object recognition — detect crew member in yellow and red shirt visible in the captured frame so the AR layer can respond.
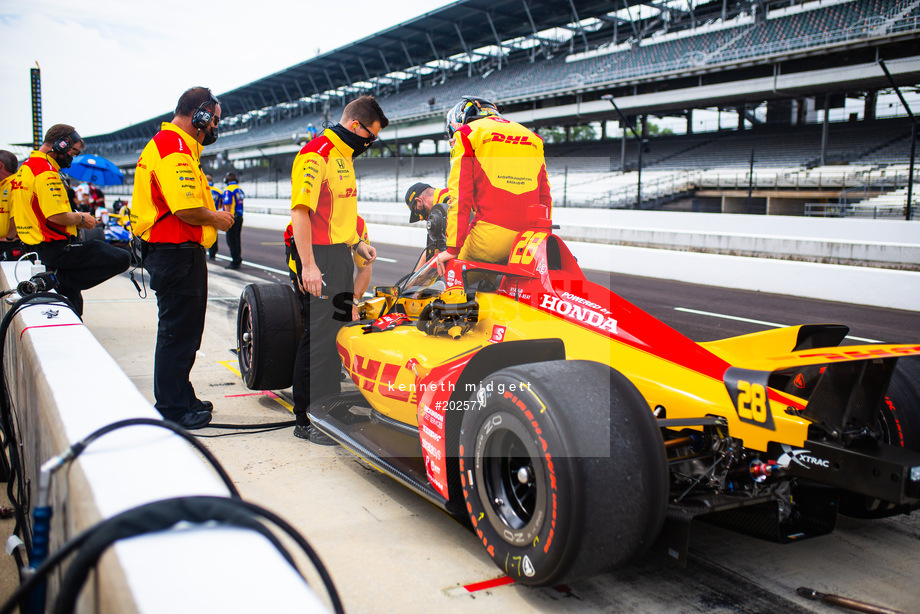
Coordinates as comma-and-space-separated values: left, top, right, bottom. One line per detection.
130, 87, 234, 430
12, 125, 129, 314
289, 94, 386, 442
435, 97, 552, 275
0, 150, 22, 260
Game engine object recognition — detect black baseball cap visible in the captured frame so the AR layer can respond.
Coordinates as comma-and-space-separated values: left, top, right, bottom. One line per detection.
405, 182, 433, 223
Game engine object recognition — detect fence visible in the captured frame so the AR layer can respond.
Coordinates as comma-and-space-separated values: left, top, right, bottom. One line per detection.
100, 162, 918, 214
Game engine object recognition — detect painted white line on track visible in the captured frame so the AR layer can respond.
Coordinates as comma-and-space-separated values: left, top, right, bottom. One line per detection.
215, 253, 397, 272
211, 254, 289, 276
674, 307, 883, 344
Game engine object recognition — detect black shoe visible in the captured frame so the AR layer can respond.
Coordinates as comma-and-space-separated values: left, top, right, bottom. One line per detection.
177, 410, 212, 430
225, 262, 241, 270
293, 424, 338, 446
196, 400, 213, 413
208, 255, 216, 261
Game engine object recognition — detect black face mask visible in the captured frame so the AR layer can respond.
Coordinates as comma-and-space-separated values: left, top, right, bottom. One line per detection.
201, 125, 219, 146
330, 124, 373, 158
56, 152, 74, 169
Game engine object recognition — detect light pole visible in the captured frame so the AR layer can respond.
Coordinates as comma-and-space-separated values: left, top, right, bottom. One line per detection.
878, 60, 916, 220
602, 94, 646, 208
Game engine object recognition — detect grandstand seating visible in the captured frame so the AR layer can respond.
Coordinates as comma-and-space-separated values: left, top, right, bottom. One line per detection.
89, 0, 919, 216
91, 0, 918, 169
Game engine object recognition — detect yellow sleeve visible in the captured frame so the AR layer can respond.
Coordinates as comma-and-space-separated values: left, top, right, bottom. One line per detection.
36, 172, 71, 217
291, 152, 325, 213
152, 153, 209, 213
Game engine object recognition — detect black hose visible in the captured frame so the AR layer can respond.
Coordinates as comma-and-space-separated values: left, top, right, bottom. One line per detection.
65, 418, 242, 499
194, 419, 297, 438
0, 496, 344, 614
51, 497, 300, 614
0, 293, 79, 554
205, 419, 296, 429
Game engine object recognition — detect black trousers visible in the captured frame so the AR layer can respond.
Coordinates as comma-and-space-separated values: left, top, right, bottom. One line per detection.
292, 243, 354, 425
33, 239, 131, 316
207, 237, 218, 259
145, 246, 209, 421
226, 215, 243, 265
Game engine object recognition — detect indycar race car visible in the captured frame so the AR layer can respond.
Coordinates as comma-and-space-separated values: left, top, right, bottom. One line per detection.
236, 218, 920, 587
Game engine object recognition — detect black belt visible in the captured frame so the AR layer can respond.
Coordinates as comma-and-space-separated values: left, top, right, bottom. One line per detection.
144, 241, 204, 252
33, 237, 73, 247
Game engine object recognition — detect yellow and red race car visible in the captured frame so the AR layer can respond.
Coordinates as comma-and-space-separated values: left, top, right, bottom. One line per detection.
236, 226, 920, 587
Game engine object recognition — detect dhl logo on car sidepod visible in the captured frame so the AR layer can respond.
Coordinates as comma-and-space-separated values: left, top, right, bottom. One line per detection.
337, 347, 415, 403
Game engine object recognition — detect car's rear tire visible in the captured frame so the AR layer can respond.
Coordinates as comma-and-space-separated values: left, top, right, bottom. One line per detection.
237, 283, 302, 390
840, 356, 920, 518
458, 360, 667, 586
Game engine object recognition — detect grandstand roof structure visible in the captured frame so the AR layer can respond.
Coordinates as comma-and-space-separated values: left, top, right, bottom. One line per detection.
216, 0, 620, 116
90, 0, 741, 142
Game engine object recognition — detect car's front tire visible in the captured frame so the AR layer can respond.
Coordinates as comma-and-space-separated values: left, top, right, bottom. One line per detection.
237, 283, 302, 390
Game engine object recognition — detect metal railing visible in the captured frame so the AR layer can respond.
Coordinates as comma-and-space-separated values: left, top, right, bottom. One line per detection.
804, 202, 909, 218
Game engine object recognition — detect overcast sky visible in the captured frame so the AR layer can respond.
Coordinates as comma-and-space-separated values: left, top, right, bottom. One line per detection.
0, 0, 456, 152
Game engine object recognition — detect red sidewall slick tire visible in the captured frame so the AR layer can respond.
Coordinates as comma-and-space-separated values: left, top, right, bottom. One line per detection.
458, 360, 668, 587
237, 283, 302, 390
877, 356, 920, 452
840, 356, 920, 518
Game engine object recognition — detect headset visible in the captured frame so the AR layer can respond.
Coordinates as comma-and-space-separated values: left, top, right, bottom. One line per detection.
51, 130, 83, 155
192, 92, 220, 130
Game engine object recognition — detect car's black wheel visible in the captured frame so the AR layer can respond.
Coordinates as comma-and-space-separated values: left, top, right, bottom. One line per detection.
458, 360, 667, 586
237, 283, 302, 390
840, 356, 920, 518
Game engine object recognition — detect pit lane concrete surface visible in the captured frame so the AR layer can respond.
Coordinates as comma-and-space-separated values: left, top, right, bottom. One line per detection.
67, 246, 920, 614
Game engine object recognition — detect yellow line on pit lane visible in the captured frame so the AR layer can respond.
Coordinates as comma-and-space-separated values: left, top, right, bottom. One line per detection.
217, 359, 293, 412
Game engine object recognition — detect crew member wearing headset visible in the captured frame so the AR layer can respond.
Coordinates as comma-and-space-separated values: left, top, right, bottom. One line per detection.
404, 181, 450, 271
435, 97, 552, 275
0, 150, 22, 260
130, 87, 234, 430
289, 94, 386, 443
222, 172, 245, 269
11, 125, 130, 315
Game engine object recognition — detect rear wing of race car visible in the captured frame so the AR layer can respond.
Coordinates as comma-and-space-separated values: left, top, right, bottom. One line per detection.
722, 344, 920, 503
725, 343, 920, 439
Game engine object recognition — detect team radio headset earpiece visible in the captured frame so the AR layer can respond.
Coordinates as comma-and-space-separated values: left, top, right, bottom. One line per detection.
51, 130, 82, 154
191, 93, 220, 130
191, 92, 221, 157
